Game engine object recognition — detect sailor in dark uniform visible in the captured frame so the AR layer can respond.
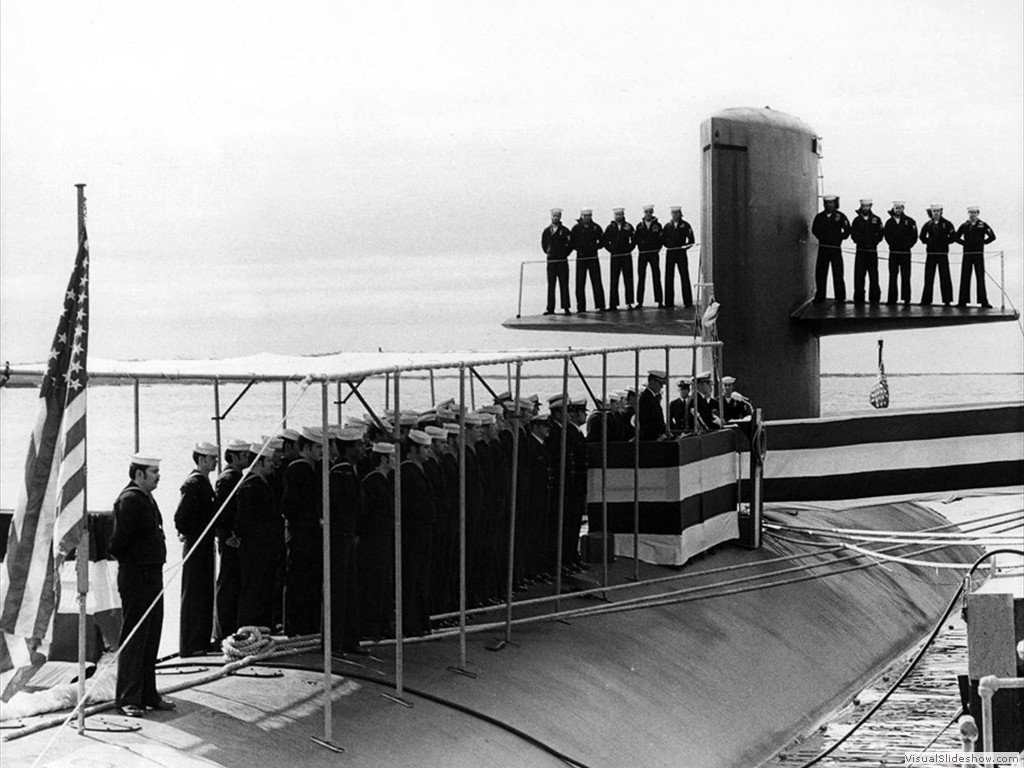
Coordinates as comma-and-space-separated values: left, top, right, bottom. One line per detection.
850, 199, 884, 305
638, 370, 670, 441
213, 439, 250, 642
173, 441, 218, 657
883, 201, 918, 305
570, 208, 606, 312
955, 206, 996, 308
109, 454, 174, 717
919, 204, 957, 305
662, 206, 695, 308
281, 426, 324, 636
328, 428, 365, 654
565, 398, 589, 571
694, 374, 721, 432
669, 379, 693, 435
401, 430, 436, 636
585, 397, 610, 444
424, 426, 455, 615
720, 376, 754, 422
525, 414, 553, 582
604, 207, 636, 311
234, 443, 279, 629
541, 208, 573, 315
358, 442, 395, 641
462, 414, 485, 605
811, 195, 851, 303
635, 205, 664, 308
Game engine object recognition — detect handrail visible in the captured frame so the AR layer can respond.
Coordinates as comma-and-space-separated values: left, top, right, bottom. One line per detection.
977, 674, 1024, 760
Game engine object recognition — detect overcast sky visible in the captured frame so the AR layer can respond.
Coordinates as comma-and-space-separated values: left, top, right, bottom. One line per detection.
1, 0, 1022, 373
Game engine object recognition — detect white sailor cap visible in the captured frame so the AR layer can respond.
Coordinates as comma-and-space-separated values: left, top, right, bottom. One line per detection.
696, 372, 712, 382
130, 453, 161, 468
445, 423, 462, 435
569, 397, 587, 408
301, 426, 325, 442
193, 441, 218, 457
530, 413, 551, 425
250, 442, 273, 458
464, 414, 484, 426
859, 198, 872, 206
334, 427, 364, 443
967, 206, 980, 213
424, 426, 447, 440
892, 200, 905, 207
669, 206, 681, 213
612, 207, 625, 214
550, 207, 562, 215
408, 429, 431, 446
265, 436, 284, 450
722, 376, 736, 385
642, 204, 654, 212
226, 439, 251, 452
580, 208, 593, 216
398, 412, 419, 427
928, 203, 943, 210
479, 404, 502, 415
823, 195, 838, 203
548, 394, 567, 408
648, 369, 667, 383
476, 412, 496, 425
372, 442, 395, 455
279, 428, 301, 442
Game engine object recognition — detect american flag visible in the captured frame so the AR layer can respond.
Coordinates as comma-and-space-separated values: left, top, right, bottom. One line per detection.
869, 339, 889, 409
0, 226, 89, 701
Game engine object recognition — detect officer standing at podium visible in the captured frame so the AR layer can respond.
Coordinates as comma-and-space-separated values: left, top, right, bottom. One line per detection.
812, 195, 851, 303
955, 206, 996, 308
541, 208, 573, 316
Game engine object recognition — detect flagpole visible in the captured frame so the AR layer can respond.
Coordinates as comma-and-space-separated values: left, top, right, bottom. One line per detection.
75, 183, 88, 735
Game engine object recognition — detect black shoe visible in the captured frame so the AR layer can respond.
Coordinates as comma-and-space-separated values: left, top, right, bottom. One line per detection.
903, 300, 910, 306
147, 698, 176, 711
543, 310, 554, 316
956, 303, 967, 308
664, 303, 675, 309
118, 704, 146, 718
626, 304, 635, 311
981, 303, 993, 308
636, 303, 644, 309
597, 306, 607, 312
564, 309, 572, 315
943, 301, 951, 306
683, 303, 693, 308
885, 301, 896, 306
657, 303, 664, 309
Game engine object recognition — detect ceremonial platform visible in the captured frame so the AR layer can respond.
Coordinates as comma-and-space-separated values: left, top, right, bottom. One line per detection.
502, 305, 697, 335
790, 299, 1020, 337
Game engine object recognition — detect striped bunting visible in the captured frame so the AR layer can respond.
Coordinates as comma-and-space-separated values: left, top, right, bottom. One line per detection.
0, 226, 89, 700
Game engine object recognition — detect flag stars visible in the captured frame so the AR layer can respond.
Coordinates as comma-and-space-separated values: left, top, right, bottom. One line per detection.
58, 333, 67, 345
72, 341, 83, 357
65, 289, 76, 302
73, 324, 84, 339
76, 307, 87, 321
69, 358, 82, 375
78, 274, 88, 289
48, 347, 59, 361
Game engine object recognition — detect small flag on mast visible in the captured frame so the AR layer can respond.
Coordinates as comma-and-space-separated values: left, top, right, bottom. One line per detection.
869, 338, 889, 409
0, 223, 89, 701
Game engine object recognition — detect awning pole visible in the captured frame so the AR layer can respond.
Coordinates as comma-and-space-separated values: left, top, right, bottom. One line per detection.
601, 352, 609, 590
633, 349, 640, 581
554, 358, 568, 612
500, 362, 522, 645
319, 381, 335, 744
392, 372, 404, 700
213, 379, 222, 471
429, 370, 436, 407
664, 346, 671, 427
133, 378, 141, 453
281, 381, 287, 429
456, 366, 470, 672
336, 381, 342, 424
385, 373, 390, 412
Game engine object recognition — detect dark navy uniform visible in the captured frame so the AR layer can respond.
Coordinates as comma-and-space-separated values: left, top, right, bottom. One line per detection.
174, 470, 215, 656
234, 472, 278, 629
955, 218, 996, 307
358, 468, 393, 641
541, 221, 573, 313
638, 387, 667, 441
669, 396, 693, 434
109, 483, 167, 711
812, 206, 851, 302
604, 219, 636, 309
565, 421, 588, 568
635, 215, 664, 306
524, 431, 552, 579
281, 458, 322, 636
662, 217, 695, 308
883, 210, 918, 305
850, 210, 884, 304
328, 461, 362, 652
570, 217, 606, 311
919, 214, 957, 305
213, 467, 242, 641
400, 460, 435, 636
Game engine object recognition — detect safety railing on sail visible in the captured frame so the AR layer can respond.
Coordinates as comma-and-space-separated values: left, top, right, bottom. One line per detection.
516, 245, 701, 317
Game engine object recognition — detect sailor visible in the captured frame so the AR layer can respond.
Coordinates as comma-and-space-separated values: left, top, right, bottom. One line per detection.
585, 396, 609, 444
541, 208, 573, 315
570, 208, 607, 312
850, 199, 884, 305
638, 370, 670, 441
482, 409, 510, 602
424, 425, 455, 615
109, 454, 174, 717
662, 206, 695, 308
525, 413, 553, 583
173, 441, 218, 657
694, 373, 720, 432
271, 429, 299, 631
328, 427, 365, 655
919, 204, 957, 305
213, 439, 250, 642
955, 206, 996, 308
669, 379, 693, 435
401, 430, 436, 636
883, 201, 918, 305
721, 375, 754, 422
604, 207, 636, 311
358, 442, 395, 641
635, 205, 664, 309
566, 397, 589, 572
234, 443, 279, 630
281, 426, 324, 636
811, 195, 851, 303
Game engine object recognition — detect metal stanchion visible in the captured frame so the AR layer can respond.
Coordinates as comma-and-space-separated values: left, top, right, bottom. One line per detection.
429, 369, 436, 406
448, 366, 475, 678
554, 358, 569, 614
281, 381, 287, 429
601, 352, 609, 591
632, 349, 640, 581
664, 346, 671, 428
490, 362, 522, 650
383, 372, 411, 706
133, 378, 141, 453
